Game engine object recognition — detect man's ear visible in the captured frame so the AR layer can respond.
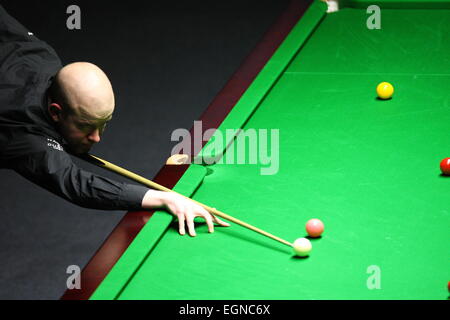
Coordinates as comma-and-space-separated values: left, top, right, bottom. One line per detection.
48, 103, 63, 122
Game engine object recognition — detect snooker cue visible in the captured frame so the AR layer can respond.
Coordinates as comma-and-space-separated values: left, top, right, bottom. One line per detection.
88, 154, 293, 247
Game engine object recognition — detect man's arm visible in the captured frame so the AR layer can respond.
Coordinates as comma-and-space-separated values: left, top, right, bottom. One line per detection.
2, 131, 230, 235
3, 132, 148, 210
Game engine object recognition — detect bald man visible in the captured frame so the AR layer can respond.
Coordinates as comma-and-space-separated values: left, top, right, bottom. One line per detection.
0, 5, 229, 236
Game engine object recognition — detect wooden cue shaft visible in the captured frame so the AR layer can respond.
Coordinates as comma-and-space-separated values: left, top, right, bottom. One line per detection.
89, 155, 293, 247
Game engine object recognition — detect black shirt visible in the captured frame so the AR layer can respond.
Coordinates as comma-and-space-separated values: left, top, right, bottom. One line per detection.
0, 5, 148, 210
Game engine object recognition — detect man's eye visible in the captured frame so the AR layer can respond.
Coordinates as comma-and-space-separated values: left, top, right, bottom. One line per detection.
77, 123, 94, 131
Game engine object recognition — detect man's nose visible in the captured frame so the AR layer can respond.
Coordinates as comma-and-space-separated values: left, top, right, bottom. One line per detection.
87, 129, 101, 143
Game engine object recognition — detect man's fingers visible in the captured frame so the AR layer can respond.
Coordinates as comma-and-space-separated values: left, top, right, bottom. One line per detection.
177, 213, 186, 236
209, 208, 230, 227
212, 214, 231, 227
172, 201, 231, 237
185, 209, 196, 237
199, 210, 215, 233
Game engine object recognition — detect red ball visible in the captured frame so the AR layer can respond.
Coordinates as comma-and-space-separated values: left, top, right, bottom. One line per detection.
306, 219, 324, 238
440, 158, 450, 175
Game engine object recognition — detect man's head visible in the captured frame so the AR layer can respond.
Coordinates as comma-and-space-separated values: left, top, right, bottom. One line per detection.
48, 62, 115, 154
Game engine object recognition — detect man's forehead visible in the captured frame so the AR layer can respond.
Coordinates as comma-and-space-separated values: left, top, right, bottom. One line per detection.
75, 105, 113, 122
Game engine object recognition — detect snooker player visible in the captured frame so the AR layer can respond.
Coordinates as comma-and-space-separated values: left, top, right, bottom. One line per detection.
0, 5, 230, 236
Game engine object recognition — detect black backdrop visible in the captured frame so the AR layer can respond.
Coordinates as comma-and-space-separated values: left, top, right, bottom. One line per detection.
0, 0, 288, 299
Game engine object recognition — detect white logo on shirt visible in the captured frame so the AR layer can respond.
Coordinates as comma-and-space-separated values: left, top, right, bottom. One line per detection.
28, 32, 34, 36
47, 138, 64, 151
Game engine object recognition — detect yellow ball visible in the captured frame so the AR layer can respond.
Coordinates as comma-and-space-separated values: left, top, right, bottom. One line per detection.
376, 82, 394, 100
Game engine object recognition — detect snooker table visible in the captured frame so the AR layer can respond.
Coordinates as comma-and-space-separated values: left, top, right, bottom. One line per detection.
62, 0, 450, 300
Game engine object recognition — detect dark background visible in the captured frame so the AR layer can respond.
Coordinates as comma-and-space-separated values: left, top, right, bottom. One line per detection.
0, 0, 288, 299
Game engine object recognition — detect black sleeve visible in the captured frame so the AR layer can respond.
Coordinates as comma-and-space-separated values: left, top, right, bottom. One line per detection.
2, 132, 149, 211
0, 4, 30, 41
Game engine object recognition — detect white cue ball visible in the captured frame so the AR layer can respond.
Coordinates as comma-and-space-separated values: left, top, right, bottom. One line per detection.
293, 238, 312, 257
